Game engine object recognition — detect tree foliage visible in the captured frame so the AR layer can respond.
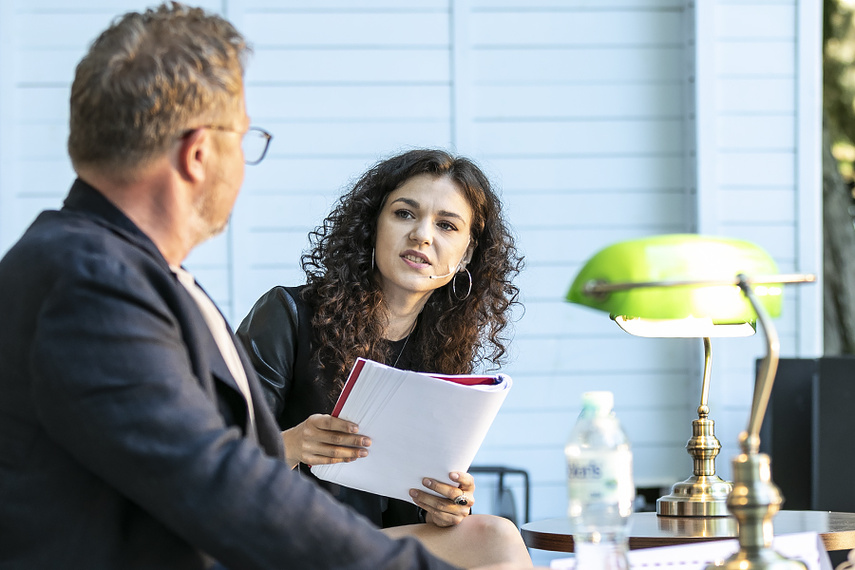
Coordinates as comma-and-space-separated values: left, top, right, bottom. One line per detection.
825, 0, 855, 148
823, 0, 855, 354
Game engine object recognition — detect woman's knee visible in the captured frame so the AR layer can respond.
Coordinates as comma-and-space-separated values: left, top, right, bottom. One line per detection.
458, 514, 524, 544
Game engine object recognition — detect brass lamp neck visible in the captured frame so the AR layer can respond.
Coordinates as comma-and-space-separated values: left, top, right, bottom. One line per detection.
736, 275, 780, 455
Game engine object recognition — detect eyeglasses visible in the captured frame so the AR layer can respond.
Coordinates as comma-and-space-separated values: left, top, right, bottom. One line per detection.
185, 125, 273, 165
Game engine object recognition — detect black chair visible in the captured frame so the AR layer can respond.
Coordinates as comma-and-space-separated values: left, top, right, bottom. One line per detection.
469, 465, 531, 526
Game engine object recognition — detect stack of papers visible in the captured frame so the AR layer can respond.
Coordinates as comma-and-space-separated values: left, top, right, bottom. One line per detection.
311, 358, 512, 504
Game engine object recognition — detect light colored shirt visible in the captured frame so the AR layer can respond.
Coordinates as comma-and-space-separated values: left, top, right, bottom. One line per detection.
172, 265, 256, 436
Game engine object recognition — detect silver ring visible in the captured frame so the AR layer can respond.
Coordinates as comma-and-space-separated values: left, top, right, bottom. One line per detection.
453, 494, 470, 506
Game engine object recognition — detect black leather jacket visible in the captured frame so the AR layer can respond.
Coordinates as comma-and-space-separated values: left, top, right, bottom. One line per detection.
236, 286, 423, 528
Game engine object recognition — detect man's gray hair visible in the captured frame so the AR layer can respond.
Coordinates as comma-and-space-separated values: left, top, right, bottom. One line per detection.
68, 2, 251, 172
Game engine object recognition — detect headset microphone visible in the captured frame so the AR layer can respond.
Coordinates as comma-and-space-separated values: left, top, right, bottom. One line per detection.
425, 237, 471, 280
427, 267, 457, 280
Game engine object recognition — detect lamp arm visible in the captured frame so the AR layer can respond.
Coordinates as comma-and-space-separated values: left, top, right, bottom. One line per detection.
736, 274, 780, 455
583, 273, 815, 297
699, 337, 712, 416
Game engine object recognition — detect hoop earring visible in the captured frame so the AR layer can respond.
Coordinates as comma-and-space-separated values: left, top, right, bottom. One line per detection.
451, 269, 472, 301
371, 248, 375, 272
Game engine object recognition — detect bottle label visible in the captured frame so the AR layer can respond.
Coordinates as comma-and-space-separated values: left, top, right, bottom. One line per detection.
567, 449, 634, 504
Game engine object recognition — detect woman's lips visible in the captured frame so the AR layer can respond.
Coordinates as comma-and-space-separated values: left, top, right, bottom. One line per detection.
401, 251, 430, 268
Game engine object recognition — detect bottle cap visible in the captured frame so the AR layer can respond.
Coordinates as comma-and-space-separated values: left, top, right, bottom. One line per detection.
581, 391, 614, 415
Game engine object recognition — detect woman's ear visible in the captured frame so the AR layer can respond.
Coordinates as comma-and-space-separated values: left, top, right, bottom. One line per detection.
459, 237, 475, 269
177, 128, 207, 183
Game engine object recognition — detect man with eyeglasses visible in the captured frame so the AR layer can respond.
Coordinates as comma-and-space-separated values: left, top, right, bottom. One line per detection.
0, 3, 538, 570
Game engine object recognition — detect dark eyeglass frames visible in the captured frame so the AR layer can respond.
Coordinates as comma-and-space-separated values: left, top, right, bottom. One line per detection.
183, 125, 273, 165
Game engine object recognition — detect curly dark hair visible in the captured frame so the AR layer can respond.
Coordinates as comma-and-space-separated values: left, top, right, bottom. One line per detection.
301, 149, 523, 391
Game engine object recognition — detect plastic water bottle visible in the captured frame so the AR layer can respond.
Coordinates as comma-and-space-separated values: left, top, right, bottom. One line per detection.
565, 391, 634, 570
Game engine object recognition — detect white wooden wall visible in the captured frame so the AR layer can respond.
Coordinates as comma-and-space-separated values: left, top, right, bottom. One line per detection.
691, 0, 823, 479
0, 0, 822, 527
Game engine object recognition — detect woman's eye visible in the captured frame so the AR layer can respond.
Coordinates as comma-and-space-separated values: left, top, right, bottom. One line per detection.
394, 209, 414, 219
438, 221, 457, 231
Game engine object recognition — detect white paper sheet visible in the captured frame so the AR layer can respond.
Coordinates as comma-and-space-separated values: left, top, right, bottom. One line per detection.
549, 532, 832, 570
310, 358, 512, 504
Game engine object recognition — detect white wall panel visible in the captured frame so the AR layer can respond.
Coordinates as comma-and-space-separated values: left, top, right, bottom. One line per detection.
472, 48, 684, 83
718, 189, 796, 222
717, 115, 795, 150
716, 41, 796, 75
717, 152, 795, 187
717, 78, 796, 112
503, 190, 687, 228
503, 372, 691, 411
515, 265, 584, 300
692, 0, 821, 489
519, 227, 686, 265
239, 157, 379, 193
473, 120, 684, 155
486, 156, 685, 191
249, 49, 450, 83
470, 0, 683, 7
0, 0, 822, 528
475, 84, 684, 119
17, 14, 119, 48
246, 0, 449, 8
266, 121, 451, 156
24, 0, 220, 9
470, 10, 683, 45
250, 85, 451, 119
244, 12, 449, 46
715, 3, 796, 39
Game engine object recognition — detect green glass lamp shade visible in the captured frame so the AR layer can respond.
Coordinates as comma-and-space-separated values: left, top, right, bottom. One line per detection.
567, 234, 783, 325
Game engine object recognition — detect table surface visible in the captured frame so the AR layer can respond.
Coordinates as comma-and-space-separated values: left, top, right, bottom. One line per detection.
521, 511, 855, 552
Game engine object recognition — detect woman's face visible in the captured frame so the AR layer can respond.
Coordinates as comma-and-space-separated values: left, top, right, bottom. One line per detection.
374, 173, 475, 303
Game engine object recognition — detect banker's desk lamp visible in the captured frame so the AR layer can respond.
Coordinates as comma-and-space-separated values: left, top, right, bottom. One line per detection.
566, 234, 815, 570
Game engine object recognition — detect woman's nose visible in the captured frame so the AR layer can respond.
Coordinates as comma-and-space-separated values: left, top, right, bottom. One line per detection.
409, 221, 433, 244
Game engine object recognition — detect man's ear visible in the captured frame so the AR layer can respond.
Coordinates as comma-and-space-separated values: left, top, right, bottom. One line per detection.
177, 128, 207, 183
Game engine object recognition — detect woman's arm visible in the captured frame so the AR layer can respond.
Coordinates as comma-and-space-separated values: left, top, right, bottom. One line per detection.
237, 287, 371, 469
235, 286, 301, 421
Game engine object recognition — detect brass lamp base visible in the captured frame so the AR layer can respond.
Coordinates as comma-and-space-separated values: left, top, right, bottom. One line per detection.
658, 370, 732, 518
657, 474, 732, 516
705, 452, 806, 570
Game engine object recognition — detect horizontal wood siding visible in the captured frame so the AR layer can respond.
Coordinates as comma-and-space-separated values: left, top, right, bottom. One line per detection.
232, 2, 454, 320
696, 0, 821, 476
460, 1, 697, 522
0, 0, 821, 531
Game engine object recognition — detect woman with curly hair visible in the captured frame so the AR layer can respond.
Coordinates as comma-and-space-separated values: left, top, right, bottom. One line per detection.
236, 149, 529, 568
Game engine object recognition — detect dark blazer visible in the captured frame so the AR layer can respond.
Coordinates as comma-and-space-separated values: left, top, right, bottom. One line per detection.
0, 179, 456, 570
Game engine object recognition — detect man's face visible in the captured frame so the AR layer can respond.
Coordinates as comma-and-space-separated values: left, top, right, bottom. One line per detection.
194, 89, 249, 241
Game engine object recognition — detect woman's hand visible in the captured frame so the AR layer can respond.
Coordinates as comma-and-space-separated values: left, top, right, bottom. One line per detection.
409, 471, 475, 527
280, 413, 371, 469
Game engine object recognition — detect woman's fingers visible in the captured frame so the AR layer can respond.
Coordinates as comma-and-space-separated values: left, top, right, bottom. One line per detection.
292, 414, 371, 465
427, 471, 475, 503
304, 414, 371, 447
408, 472, 475, 527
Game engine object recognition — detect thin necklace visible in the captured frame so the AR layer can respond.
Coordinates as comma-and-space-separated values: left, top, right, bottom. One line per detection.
392, 318, 417, 368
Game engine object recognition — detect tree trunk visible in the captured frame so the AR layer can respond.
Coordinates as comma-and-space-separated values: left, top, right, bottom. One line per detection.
823, 122, 855, 354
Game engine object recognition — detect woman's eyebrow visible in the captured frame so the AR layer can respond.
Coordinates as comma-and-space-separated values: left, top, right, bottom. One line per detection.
390, 197, 467, 223
391, 197, 419, 208
437, 210, 466, 222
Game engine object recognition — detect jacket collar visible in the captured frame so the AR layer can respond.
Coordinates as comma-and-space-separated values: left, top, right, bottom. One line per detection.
62, 178, 284, 456
62, 178, 169, 271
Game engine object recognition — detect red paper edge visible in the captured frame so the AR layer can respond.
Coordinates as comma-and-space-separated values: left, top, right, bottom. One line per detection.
429, 374, 499, 386
331, 358, 367, 417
